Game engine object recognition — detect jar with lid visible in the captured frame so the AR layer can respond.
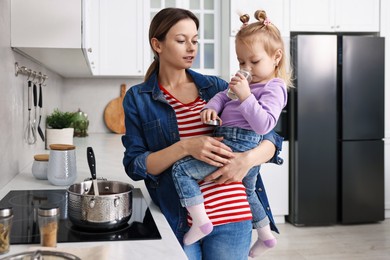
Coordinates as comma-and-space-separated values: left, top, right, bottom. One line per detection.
47, 144, 77, 186
32, 154, 49, 180
0, 207, 13, 254
38, 206, 59, 247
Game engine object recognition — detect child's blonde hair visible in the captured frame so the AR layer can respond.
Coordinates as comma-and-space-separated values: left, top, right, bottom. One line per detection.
236, 10, 293, 88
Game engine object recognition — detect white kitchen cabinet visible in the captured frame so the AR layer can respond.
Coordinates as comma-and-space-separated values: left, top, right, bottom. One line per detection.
97, 0, 145, 76
230, 0, 290, 37
261, 141, 289, 223
290, 0, 380, 32
83, 0, 100, 75
11, 0, 146, 77
11, 0, 91, 77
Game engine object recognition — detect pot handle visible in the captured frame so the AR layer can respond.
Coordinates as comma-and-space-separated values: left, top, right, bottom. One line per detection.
89, 198, 96, 208
87, 147, 97, 180
114, 197, 120, 207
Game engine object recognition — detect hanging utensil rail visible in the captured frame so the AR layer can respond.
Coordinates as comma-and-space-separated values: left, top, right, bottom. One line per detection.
15, 62, 48, 84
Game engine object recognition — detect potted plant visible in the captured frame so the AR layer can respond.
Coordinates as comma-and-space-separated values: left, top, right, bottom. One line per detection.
45, 109, 76, 149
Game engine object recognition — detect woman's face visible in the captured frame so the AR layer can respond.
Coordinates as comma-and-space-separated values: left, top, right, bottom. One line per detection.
157, 19, 198, 69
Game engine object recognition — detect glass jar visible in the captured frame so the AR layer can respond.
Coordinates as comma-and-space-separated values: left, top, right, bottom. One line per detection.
32, 154, 49, 180
0, 207, 13, 254
47, 144, 77, 186
38, 207, 59, 247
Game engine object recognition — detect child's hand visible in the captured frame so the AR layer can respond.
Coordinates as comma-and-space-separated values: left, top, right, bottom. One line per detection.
201, 109, 222, 124
228, 72, 251, 101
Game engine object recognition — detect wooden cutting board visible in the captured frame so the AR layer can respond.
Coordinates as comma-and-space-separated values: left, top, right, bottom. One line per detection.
104, 84, 126, 134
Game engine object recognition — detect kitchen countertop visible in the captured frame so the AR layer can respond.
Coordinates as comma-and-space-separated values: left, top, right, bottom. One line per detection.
0, 134, 188, 260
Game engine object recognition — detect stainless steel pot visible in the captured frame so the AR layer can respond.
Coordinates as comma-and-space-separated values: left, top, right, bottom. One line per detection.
1, 250, 81, 260
67, 180, 133, 230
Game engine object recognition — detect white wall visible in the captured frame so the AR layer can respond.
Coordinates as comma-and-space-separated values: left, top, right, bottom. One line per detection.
0, 0, 63, 187
62, 77, 141, 134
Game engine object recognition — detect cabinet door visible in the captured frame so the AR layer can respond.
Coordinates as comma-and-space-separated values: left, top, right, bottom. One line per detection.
335, 0, 379, 32
261, 141, 289, 221
290, 0, 380, 32
290, 0, 334, 32
98, 0, 144, 76
230, 0, 289, 37
83, 0, 100, 75
11, 0, 82, 48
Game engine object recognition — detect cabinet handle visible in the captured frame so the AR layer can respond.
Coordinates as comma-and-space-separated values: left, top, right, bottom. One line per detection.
335, 25, 340, 29
88, 48, 93, 53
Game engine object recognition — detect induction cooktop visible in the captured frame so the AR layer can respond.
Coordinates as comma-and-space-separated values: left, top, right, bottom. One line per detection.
0, 188, 161, 244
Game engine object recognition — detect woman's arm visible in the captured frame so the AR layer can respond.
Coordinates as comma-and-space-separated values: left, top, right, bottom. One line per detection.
146, 136, 234, 175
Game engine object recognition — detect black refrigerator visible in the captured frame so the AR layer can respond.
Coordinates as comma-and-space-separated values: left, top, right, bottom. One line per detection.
287, 34, 385, 226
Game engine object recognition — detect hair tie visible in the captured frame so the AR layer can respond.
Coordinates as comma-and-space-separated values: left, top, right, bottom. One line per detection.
264, 18, 271, 26
240, 14, 250, 24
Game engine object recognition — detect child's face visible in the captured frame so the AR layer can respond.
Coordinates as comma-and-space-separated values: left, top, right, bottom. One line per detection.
235, 40, 278, 84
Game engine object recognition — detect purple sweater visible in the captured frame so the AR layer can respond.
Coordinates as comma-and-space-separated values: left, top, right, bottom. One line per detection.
204, 78, 287, 135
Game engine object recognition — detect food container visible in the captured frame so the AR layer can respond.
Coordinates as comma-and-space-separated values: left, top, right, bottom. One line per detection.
38, 206, 59, 247
32, 154, 49, 180
0, 207, 13, 255
47, 144, 77, 186
67, 180, 133, 230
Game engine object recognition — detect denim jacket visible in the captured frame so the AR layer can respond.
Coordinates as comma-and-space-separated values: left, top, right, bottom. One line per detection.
122, 69, 284, 240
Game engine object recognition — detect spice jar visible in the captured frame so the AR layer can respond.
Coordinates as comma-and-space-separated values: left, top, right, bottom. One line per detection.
0, 207, 13, 254
47, 144, 77, 186
38, 206, 59, 247
32, 154, 49, 180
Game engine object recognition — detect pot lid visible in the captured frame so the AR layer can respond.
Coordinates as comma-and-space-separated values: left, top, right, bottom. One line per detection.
0, 207, 13, 217
38, 206, 60, 217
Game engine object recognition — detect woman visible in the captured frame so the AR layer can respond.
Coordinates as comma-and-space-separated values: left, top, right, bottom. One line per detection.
122, 7, 283, 260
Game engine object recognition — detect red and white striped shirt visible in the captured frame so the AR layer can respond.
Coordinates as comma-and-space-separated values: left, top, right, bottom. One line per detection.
160, 85, 252, 226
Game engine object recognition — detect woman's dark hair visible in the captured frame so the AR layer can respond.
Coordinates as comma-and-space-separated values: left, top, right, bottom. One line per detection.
144, 8, 199, 81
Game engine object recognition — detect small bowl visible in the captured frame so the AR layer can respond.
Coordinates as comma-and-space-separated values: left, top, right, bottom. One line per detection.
32, 154, 49, 180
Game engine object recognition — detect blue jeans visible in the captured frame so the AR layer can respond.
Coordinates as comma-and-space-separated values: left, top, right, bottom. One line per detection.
172, 126, 269, 228
183, 220, 252, 260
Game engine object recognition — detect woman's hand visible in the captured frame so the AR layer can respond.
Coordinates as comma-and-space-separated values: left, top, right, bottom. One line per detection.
204, 151, 251, 184
203, 140, 276, 184
184, 136, 234, 167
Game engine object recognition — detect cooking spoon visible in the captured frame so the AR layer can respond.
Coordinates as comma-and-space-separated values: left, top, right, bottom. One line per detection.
87, 147, 100, 196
